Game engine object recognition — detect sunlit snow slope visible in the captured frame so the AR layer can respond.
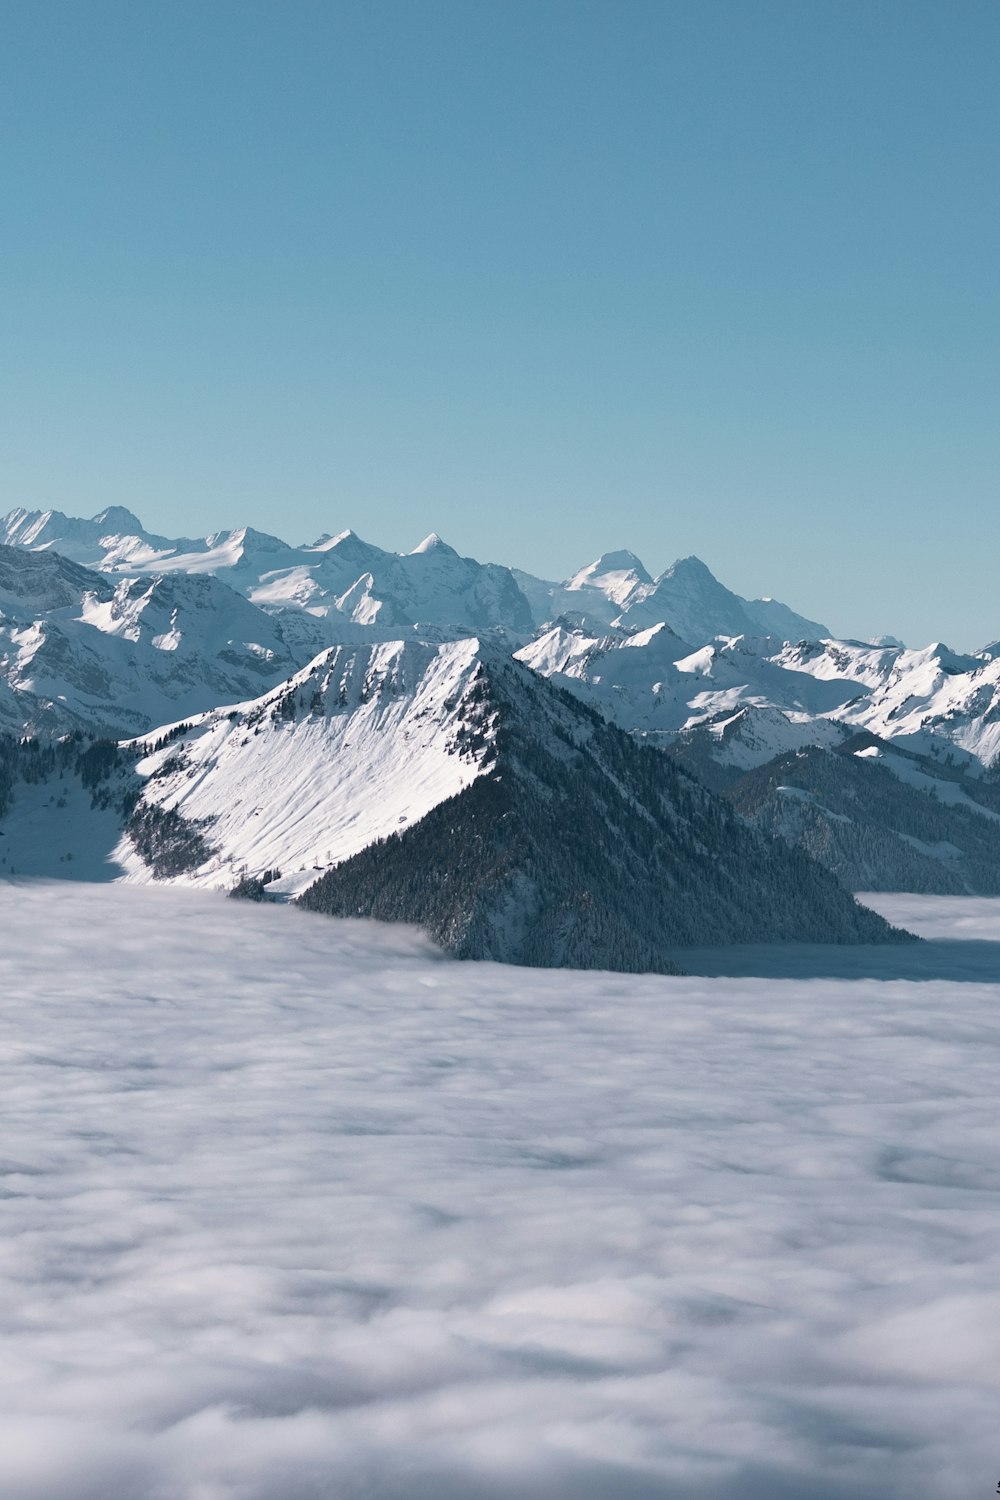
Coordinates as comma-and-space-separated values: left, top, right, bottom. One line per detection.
0, 544, 316, 736
118, 637, 496, 894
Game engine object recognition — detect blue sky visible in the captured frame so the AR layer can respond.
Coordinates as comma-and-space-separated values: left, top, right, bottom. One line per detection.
2, 0, 998, 646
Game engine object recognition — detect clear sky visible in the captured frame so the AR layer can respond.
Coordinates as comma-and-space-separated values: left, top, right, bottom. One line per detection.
2, 0, 998, 647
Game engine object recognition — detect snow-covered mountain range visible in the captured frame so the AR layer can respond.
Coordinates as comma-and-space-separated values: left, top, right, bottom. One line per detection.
518, 626, 1000, 772
1, 503, 999, 945
0, 544, 313, 737
0, 637, 899, 966
1, 507, 534, 632
0, 505, 839, 745
2, 506, 822, 640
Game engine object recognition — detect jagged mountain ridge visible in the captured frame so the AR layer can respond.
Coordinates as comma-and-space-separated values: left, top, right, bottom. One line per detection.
296, 647, 901, 968
519, 628, 1000, 775
3, 508, 1000, 914
771, 638, 1000, 767
112, 637, 498, 894
2, 506, 823, 643
0, 636, 903, 968
513, 549, 827, 640
516, 624, 855, 745
0, 638, 498, 888
0, 544, 321, 737
2, 509, 537, 633
3, 511, 1000, 783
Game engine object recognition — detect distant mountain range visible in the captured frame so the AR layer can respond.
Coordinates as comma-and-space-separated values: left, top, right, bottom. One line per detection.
1, 503, 998, 965
1, 505, 825, 639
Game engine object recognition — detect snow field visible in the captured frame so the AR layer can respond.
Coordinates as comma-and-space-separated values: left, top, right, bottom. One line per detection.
120, 637, 493, 895
0, 884, 998, 1498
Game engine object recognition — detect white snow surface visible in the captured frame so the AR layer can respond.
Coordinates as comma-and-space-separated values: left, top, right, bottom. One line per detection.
2, 512, 536, 636
521, 627, 1000, 772
0, 882, 997, 1499
0, 549, 317, 737
515, 552, 826, 643
2, 508, 826, 646
775, 638, 1000, 766
119, 637, 495, 894
7, 507, 1000, 772
516, 628, 851, 766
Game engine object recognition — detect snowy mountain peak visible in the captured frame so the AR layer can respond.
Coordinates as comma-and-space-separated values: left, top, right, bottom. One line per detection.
92, 505, 145, 534
120, 635, 498, 895
566, 549, 652, 593
306, 529, 390, 574
206, 525, 290, 556
410, 531, 450, 555
658, 554, 715, 582
307, 527, 362, 551
1, 507, 830, 648
3, 507, 89, 551
622, 620, 688, 650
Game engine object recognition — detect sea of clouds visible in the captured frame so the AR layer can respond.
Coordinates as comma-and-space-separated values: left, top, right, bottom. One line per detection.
0, 881, 998, 1499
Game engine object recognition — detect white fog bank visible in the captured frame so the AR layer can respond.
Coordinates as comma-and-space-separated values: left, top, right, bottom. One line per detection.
0, 883, 998, 1499
859, 890, 1000, 942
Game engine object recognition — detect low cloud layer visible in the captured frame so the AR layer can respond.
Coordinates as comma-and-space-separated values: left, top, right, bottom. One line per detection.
0, 882, 998, 1498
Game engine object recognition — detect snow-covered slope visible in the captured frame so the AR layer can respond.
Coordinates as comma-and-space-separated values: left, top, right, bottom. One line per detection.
517, 624, 854, 761
3, 508, 825, 645
616, 554, 827, 641
2, 509, 535, 635
521, 624, 1000, 777
306, 531, 534, 631
771, 638, 1000, 766
117, 638, 497, 895
566, 547, 652, 596
0, 545, 315, 736
517, 620, 693, 732
297, 646, 900, 964
516, 550, 827, 642
5, 509, 1000, 778
2, 504, 187, 562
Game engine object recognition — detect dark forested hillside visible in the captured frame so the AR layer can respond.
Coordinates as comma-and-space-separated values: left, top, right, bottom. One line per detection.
0, 731, 216, 880
0, 732, 132, 819
726, 742, 1000, 895
299, 656, 905, 970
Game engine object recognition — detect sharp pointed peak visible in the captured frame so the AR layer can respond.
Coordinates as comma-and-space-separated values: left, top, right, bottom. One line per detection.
410, 531, 453, 555
621, 620, 686, 648
309, 527, 364, 550
663, 554, 715, 576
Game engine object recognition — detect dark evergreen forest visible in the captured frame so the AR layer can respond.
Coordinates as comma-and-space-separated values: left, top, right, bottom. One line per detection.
727, 743, 1000, 895
300, 658, 904, 970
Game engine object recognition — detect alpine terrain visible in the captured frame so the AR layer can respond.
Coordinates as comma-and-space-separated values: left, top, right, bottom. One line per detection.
2, 504, 999, 962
